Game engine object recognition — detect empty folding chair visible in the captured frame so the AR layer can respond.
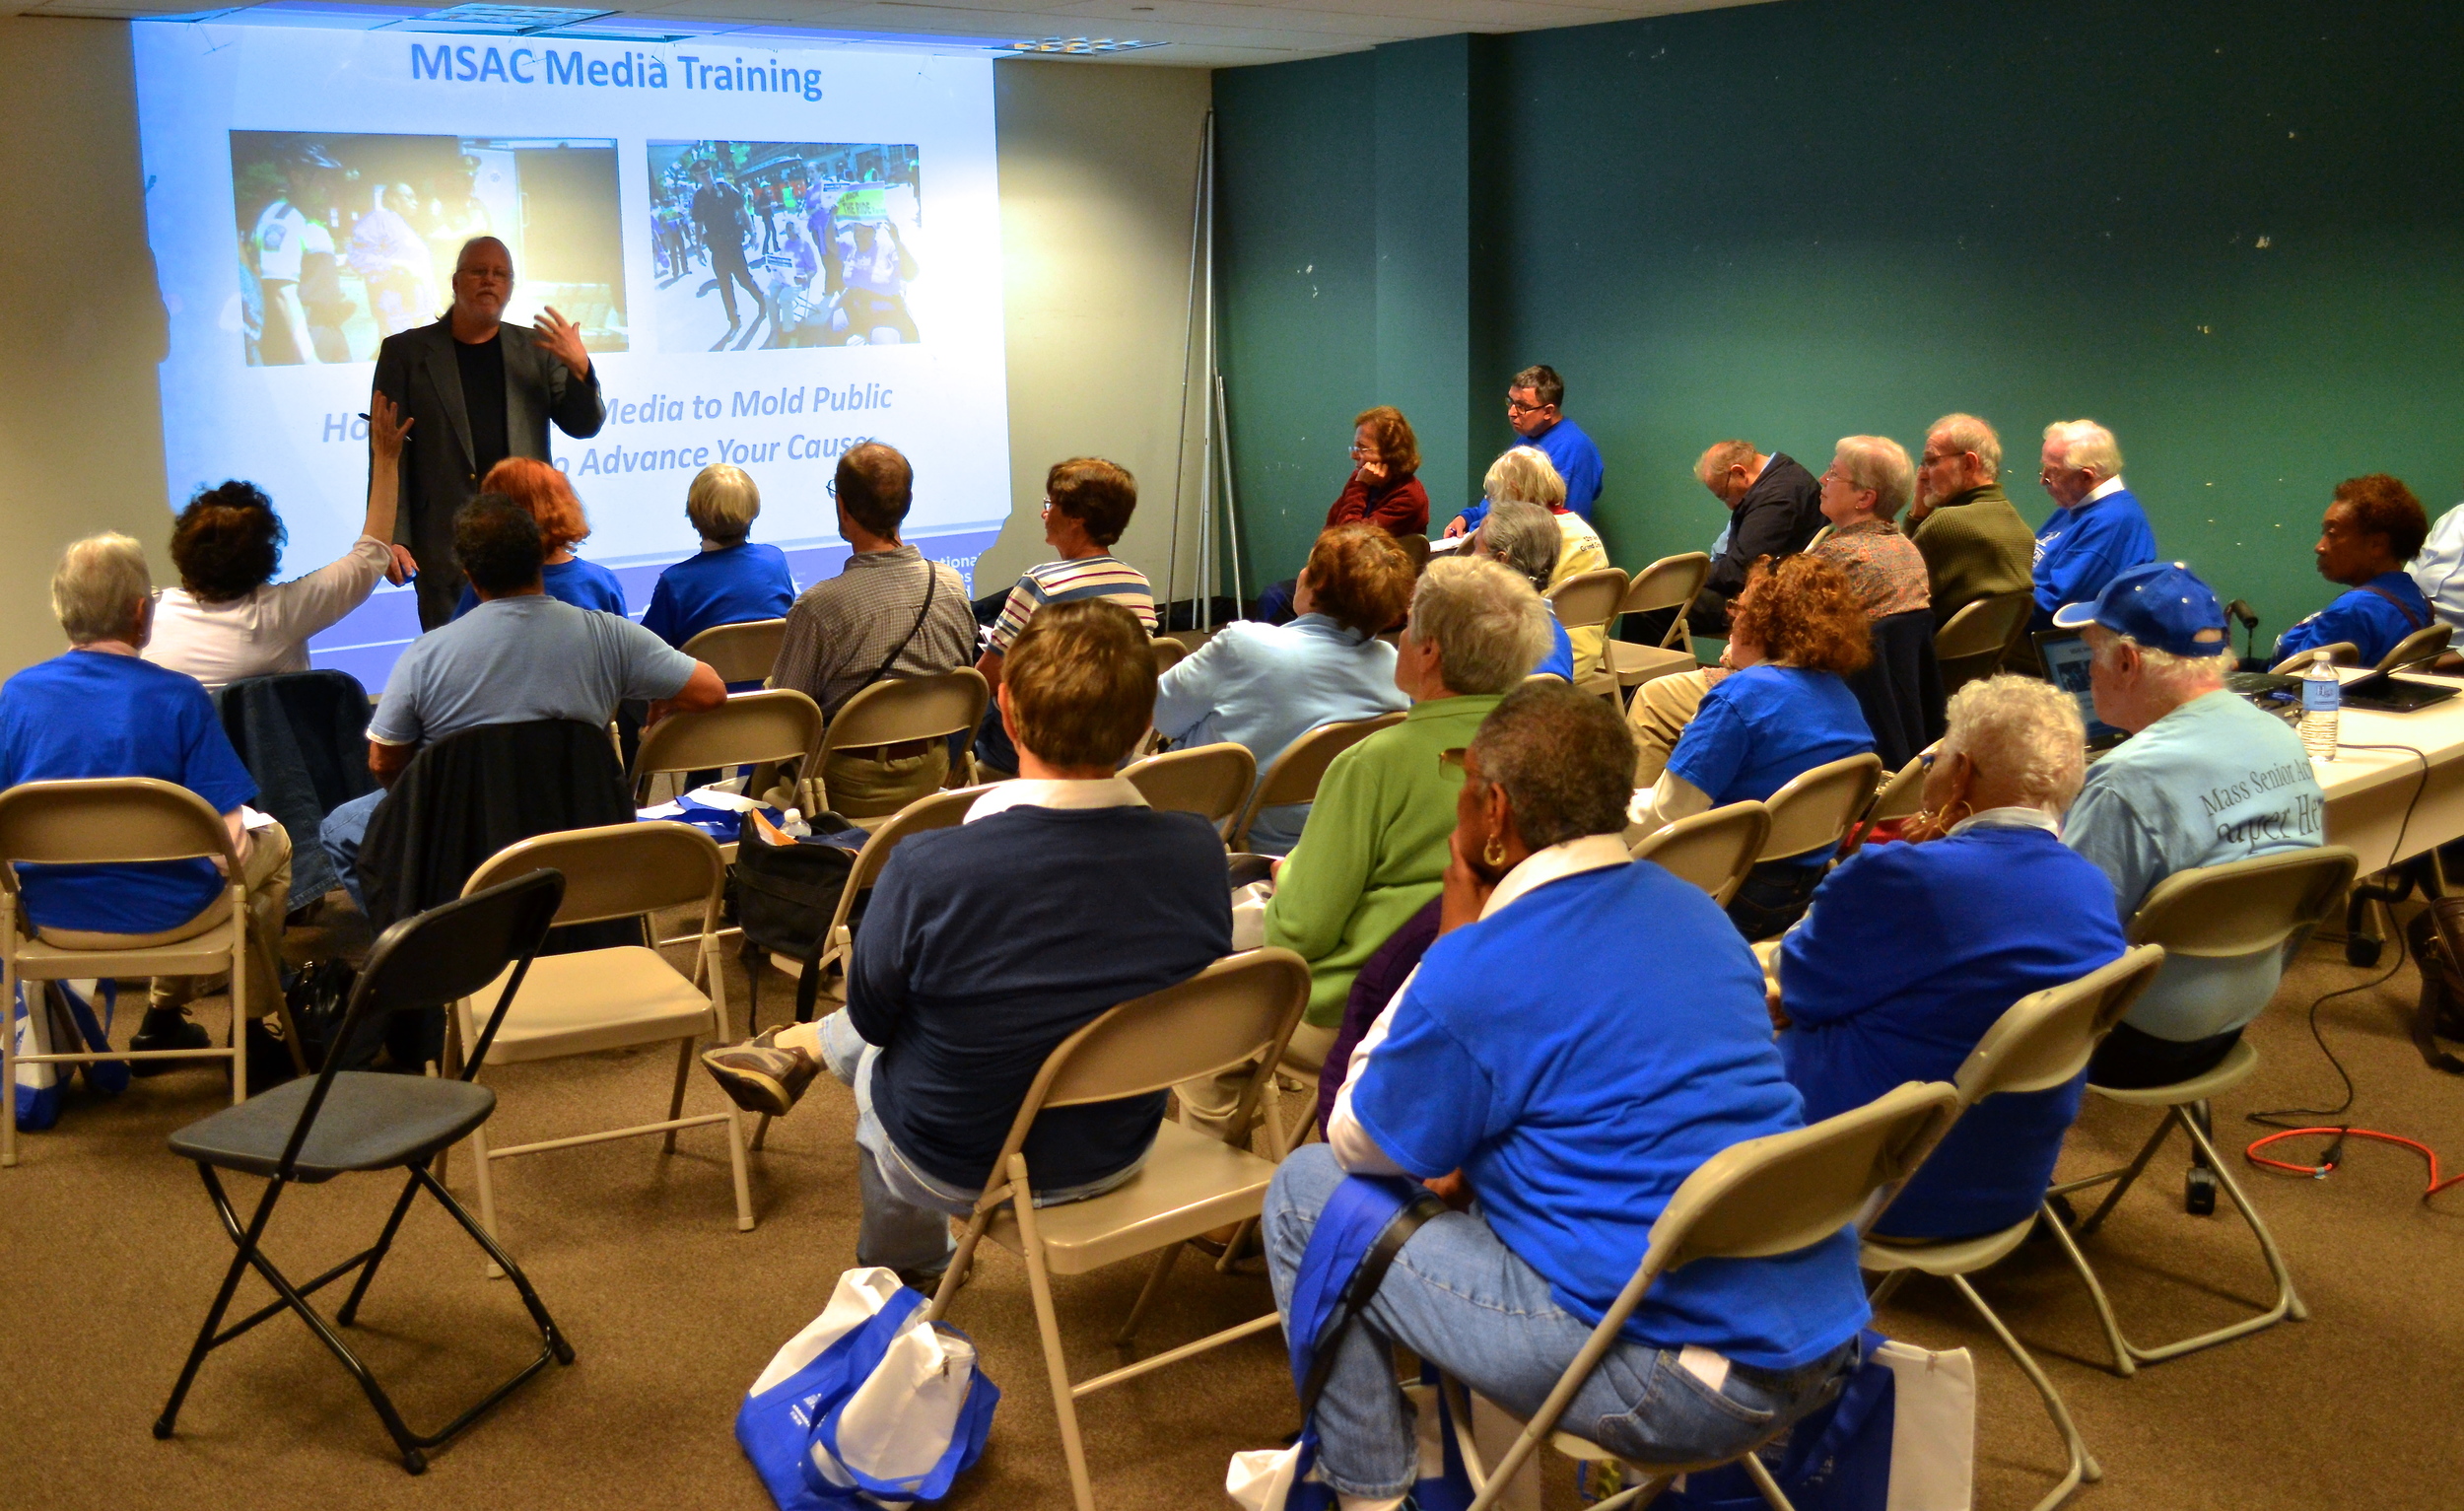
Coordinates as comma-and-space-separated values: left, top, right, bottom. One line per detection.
1608, 552, 1712, 693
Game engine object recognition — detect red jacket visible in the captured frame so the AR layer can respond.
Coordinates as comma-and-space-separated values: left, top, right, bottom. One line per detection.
1326, 471, 1429, 536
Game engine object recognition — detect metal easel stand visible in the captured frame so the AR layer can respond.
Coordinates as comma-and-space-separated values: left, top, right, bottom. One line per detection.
1165, 110, 1244, 636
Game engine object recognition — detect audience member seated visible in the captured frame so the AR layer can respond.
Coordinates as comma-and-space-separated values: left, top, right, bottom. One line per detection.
640, 462, 797, 655
450, 456, 626, 619
1254, 407, 1426, 624
772, 443, 980, 812
1469, 500, 1576, 678
2054, 562, 2323, 1087
1776, 675, 2125, 1239
1269, 684, 1867, 1508
698, 600, 1232, 1287
0, 533, 291, 1065
144, 393, 416, 691
1442, 363, 1605, 535
320, 496, 723, 909
2274, 473, 2432, 667
1906, 412, 2034, 628
1153, 524, 1413, 856
1812, 436, 1931, 619
1482, 446, 1608, 671
975, 457, 1156, 776
1632, 555, 1875, 939
1691, 438, 1824, 633
2021, 419, 2156, 661
1180, 557, 1549, 1143
2405, 491, 2464, 633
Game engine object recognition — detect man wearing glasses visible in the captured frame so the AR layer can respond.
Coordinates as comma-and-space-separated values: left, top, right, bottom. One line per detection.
1905, 412, 2034, 627
2030, 419, 2157, 638
1441, 364, 1605, 537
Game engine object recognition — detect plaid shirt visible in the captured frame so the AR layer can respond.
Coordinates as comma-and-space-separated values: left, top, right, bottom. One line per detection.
1813, 519, 1932, 619
772, 545, 978, 717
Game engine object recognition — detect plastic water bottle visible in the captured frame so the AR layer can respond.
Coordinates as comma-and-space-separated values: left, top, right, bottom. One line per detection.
2300, 659, 2340, 763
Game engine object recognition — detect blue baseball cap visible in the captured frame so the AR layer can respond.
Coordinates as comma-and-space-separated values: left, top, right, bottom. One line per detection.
2051, 561, 2230, 656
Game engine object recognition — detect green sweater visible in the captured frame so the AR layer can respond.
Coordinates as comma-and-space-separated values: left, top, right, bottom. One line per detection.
1265, 693, 1502, 1027
1910, 481, 2035, 623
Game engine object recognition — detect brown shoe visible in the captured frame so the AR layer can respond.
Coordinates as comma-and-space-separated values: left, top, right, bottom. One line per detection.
701, 1028, 819, 1117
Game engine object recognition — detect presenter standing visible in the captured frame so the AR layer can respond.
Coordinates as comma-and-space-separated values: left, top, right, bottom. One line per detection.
373, 236, 606, 629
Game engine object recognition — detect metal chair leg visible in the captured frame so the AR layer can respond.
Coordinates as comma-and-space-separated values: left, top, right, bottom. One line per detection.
1948, 1273, 2099, 1510
337, 1171, 424, 1327
662, 1038, 693, 1154
1741, 1451, 1805, 1511
723, 1103, 755, 1232
2038, 1197, 2136, 1378
1011, 1169, 1098, 1511
1116, 1242, 1184, 1347
468, 1113, 506, 1279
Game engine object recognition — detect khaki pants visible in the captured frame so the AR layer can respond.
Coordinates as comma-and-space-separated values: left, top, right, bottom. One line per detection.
1176, 1018, 1338, 1146
821, 745, 952, 819
1629, 668, 1725, 786
39, 823, 292, 1014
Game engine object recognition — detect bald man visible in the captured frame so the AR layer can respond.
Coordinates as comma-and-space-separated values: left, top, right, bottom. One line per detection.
372, 236, 607, 627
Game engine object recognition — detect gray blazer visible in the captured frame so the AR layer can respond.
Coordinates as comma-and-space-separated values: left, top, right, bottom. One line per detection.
372, 317, 606, 627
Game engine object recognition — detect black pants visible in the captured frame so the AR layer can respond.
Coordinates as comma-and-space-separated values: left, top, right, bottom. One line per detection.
2088, 1021, 2243, 1089
710, 250, 763, 326
1726, 859, 1825, 942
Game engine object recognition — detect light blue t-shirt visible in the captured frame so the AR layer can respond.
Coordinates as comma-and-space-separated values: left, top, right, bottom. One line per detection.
2065, 689, 2325, 1041
1667, 664, 1874, 808
1152, 615, 1406, 856
372, 595, 697, 748
1351, 859, 1871, 1369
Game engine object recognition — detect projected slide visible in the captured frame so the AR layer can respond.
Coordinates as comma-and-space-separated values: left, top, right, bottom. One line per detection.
135, 22, 1011, 689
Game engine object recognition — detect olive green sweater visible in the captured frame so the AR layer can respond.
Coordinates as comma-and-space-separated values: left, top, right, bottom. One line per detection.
1911, 481, 2035, 623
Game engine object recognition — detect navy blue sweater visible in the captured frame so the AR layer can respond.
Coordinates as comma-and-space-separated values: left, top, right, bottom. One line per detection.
848, 804, 1234, 1191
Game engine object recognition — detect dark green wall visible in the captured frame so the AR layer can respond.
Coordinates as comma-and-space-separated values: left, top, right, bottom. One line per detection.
1214, 0, 2464, 644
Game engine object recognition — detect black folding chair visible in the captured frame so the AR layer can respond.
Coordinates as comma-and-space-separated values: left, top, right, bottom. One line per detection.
154, 868, 569, 1475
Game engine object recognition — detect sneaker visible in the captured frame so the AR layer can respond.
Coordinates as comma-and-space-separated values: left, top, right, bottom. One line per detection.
700, 1028, 819, 1117
130, 1005, 210, 1075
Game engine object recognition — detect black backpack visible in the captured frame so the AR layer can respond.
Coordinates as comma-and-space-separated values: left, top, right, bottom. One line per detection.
729, 814, 866, 1031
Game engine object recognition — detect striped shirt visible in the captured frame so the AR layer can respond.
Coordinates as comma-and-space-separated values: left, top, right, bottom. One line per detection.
988, 556, 1157, 653
773, 545, 978, 718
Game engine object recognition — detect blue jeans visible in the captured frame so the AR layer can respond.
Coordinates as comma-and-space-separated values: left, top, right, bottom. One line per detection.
1263, 1145, 1856, 1499
816, 1009, 1144, 1276
320, 789, 384, 915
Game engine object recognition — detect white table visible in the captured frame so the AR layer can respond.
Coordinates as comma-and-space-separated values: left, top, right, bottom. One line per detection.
2312, 669, 2464, 872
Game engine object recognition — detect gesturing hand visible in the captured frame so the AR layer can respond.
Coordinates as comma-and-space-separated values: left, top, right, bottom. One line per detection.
533, 306, 591, 378
367, 390, 413, 463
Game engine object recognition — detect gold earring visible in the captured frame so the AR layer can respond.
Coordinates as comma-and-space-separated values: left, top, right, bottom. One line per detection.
1482, 834, 1508, 868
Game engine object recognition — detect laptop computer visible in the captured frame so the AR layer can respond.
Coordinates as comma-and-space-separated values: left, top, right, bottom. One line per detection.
2031, 631, 2131, 751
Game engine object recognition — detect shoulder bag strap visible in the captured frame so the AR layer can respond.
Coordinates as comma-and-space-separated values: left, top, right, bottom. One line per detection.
856, 557, 940, 696
2357, 584, 2430, 633
1297, 1189, 1449, 1418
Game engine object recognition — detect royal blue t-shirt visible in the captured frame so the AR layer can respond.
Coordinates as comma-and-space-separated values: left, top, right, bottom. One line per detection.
451, 556, 628, 621
1350, 859, 1872, 1369
1780, 823, 2126, 1239
1536, 617, 1574, 680
0, 652, 257, 932
2030, 486, 2156, 624
1667, 664, 1874, 807
2275, 571, 2432, 667
1454, 415, 1606, 531
641, 541, 796, 652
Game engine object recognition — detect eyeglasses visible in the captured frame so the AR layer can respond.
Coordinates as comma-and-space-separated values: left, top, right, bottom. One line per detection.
1348, 443, 1377, 457
1439, 747, 1470, 775
1505, 399, 1549, 416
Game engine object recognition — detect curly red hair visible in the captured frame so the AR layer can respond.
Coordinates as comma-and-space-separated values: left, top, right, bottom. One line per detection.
1730, 554, 1872, 676
480, 456, 590, 552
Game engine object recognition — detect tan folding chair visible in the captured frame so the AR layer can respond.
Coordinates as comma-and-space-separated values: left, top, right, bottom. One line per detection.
1630, 800, 1769, 906
1149, 637, 1190, 677
1397, 533, 1433, 574
1933, 589, 2033, 695
816, 667, 991, 827
1759, 753, 1883, 865
1846, 753, 1928, 850
1608, 552, 1711, 692
1122, 743, 1257, 836
2267, 641, 2358, 675
451, 821, 753, 1239
2046, 846, 2358, 1374
1452, 1079, 1964, 1511
0, 779, 298, 1167
1547, 566, 1631, 701
924, 948, 1312, 1511
1227, 712, 1405, 853
629, 688, 826, 819
679, 616, 788, 686
2374, 621, 2450, 671
1862, 945, 2166, 1511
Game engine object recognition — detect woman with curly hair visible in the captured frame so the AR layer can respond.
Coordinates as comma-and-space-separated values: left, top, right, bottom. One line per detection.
146, 393, 417, 690
448, 455, 626, 619
1631, 553, 1876, 937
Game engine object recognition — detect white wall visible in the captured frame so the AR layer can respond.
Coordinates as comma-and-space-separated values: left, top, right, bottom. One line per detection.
0, 22, 1215, 676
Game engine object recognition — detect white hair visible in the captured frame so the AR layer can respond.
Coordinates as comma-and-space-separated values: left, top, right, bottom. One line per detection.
1833, 435, 1915, 520
1938, 674, 2088, 814
1482, 446, 1567, 510
686, 462, 762, 542
51, 532, 151, 645
2087, 625, 2230, 697
1408, 555, 1552, 696
2044, 419, 2123, 480
1927, 412, 2003, 476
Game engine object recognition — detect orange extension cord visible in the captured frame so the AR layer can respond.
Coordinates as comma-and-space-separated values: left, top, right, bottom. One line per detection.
2244, 1127, 2464, 1200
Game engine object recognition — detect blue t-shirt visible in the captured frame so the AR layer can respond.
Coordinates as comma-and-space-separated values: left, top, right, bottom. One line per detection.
1350, 859, 1870, 1369
1780, 823, 2126, 1239
641, 541, 797, 652
1535, 617, 1574, 681
2064, 689, 2324, 1041
372, 595, 697, 748
1666, 664, 1874, 808
2274, 571, 2431, 667
451, 556, 628, 621
1454, 415, 1606, 531
2030, 486, 2156, 623
0, 652, 257, 932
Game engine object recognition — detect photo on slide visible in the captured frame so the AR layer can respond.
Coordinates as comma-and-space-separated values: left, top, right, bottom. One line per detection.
231, 130, 628, 366
648, 139, 924, 353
